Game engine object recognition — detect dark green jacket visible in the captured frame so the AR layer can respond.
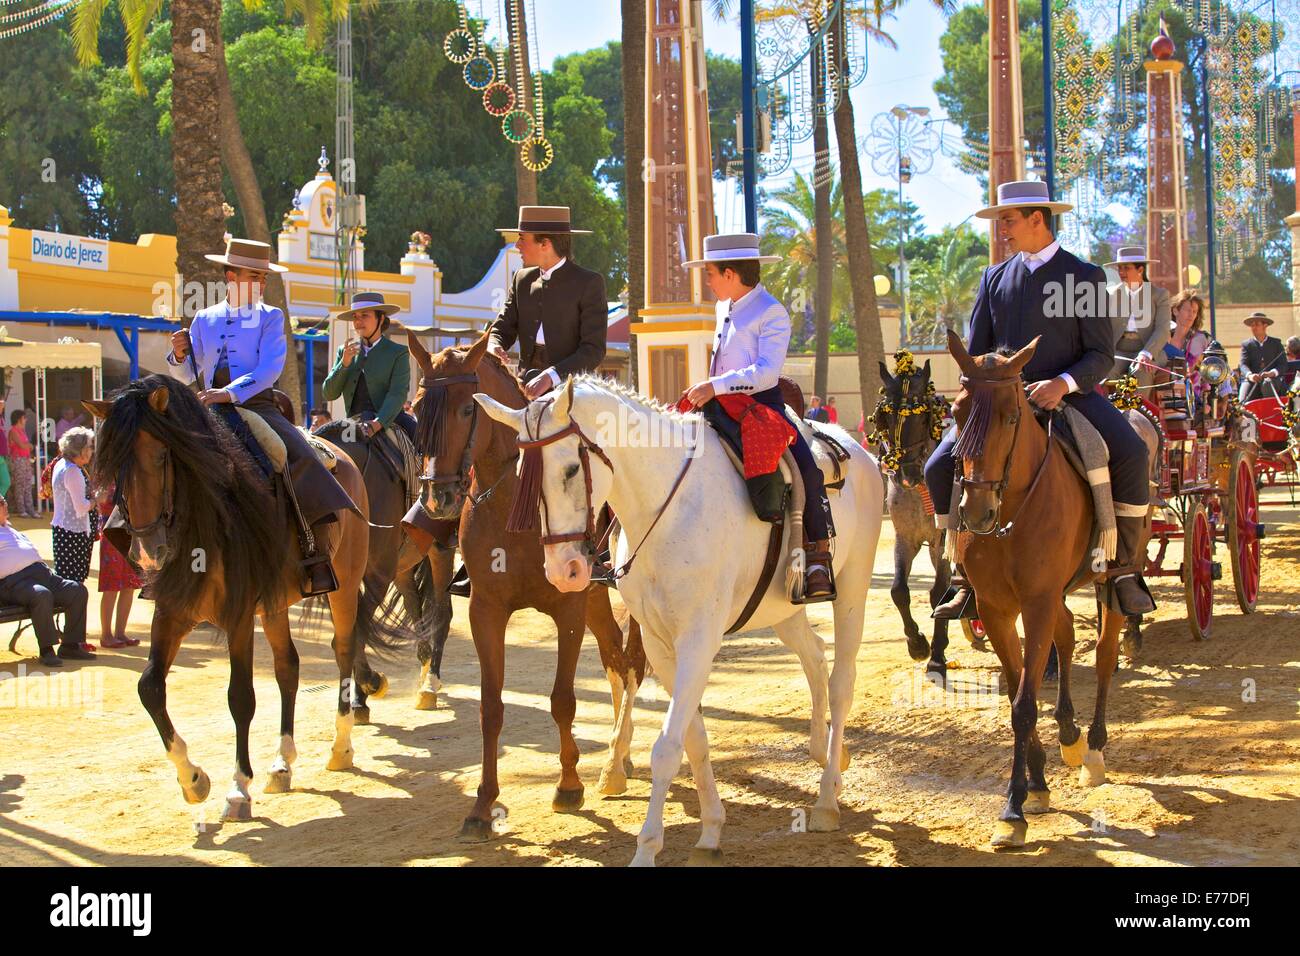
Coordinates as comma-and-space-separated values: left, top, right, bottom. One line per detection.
321, 335, 411, 426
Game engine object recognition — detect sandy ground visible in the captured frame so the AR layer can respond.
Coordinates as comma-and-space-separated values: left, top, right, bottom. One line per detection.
2, 494, 1298, 867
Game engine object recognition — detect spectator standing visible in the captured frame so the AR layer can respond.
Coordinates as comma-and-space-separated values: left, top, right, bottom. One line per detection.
8, 408, 37, 517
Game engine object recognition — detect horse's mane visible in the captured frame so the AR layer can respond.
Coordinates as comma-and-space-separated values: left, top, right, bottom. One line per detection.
567, 373, 701, 425
92, 376, 290, 628
952, 349, 1025, 462
413, 345, 526, 457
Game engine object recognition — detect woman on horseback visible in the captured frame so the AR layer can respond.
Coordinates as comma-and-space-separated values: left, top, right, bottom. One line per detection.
322, 291, 416, 445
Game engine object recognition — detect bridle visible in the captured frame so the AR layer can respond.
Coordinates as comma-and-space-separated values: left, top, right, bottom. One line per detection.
418, 372, 481, 509
115, 451, 175, 539
954, 373, 1052, 537
516, 398, 695, 580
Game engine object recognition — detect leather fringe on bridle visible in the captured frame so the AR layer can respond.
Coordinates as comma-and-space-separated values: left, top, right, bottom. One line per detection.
507, 444, 543, 532
414, 384, 447, 459
951, 387, 992, 461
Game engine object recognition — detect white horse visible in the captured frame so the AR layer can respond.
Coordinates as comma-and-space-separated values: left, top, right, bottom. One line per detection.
476, 376, 884, 866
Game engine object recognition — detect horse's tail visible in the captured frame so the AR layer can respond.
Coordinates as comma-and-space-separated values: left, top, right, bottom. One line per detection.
352, 576, 420, 662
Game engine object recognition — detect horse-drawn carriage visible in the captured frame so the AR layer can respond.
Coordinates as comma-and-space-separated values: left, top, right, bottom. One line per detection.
1110, 345, 1264, 641
1243, 379, 1300, 506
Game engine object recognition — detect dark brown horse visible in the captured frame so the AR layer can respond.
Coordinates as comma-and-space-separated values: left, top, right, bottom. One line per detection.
947, 331, 1155, 848
86, 377, 411, 821
408, 332, 645, 841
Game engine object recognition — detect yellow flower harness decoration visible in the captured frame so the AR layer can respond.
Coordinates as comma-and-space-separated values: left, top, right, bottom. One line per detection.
867, 349, 950, 475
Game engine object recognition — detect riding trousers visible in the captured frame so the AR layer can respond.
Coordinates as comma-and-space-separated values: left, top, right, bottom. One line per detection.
923, 388, 1150, 517
752, 384, 834, 541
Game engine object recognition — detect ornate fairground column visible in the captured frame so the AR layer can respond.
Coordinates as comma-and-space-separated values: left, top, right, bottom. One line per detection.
1145, 19, 1189, 297
987, 0, 1027, 264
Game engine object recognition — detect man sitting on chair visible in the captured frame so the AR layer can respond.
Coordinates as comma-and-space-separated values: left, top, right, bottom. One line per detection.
0, 497, 92, 667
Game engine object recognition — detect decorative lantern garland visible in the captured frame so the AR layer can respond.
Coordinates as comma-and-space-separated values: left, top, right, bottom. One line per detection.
445, 0, 553, 172
866, 349, 950, 475
0, 0, 71, 40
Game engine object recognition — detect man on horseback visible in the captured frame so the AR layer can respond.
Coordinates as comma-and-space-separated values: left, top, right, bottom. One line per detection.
323, 291, 417, 446
924, 181, 1155, 617
682, 232, 836, 603
168, 238, 357, 596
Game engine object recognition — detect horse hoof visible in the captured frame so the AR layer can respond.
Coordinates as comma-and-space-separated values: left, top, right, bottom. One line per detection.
181, 769, 210, 804
808, 806, 840, 832
1023, 790, 1051, 814
907, 634, 930, 662
457, 817, 494, 843
687, 846, 724, 867
326, 749, 354, 772
369, 673, 389, 700
991, 818, 1027, 848
623, 756, 634, 777
415, 691, 439, 711
839, 744, 851, 772
263, 770, 292, 794
597, 770, 627, 797
1079, 750, 1107, 787
352, 706, 370, 726
222, 798, 252, 821
1060, 735, 1087, 768
1121, 632, 1141, 660
552, 787, 585, 812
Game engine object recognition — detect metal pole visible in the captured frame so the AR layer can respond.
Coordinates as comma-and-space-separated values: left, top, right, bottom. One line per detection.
898, 126, 907, 344
741, 0, 758, 233
304, 337, 315, 421
1041, 0, 1055, 202
1201, 35, 1217, 338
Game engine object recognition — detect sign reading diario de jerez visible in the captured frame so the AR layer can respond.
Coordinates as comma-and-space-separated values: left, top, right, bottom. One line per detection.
30, 230, 110, 271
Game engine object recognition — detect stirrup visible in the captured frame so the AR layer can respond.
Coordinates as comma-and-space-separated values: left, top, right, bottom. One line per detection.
794, 553, 836, 605
300, 552, 338, 598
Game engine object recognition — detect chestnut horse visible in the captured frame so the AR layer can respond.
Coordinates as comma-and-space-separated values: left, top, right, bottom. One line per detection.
86, 377, 411, 820
947, 331, 1155, 848
408, 332, 646, 841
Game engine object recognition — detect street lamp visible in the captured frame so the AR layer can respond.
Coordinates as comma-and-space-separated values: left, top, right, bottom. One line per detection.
889, 105, 930, 345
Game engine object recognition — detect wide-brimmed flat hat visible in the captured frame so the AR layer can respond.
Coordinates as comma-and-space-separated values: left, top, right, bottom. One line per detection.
682, 232, 781, 268
1243, 310, 1274, 327
332, 290, 401, 322
974, 180, 1073, 220
497, 205, 591, 235
205, 237, 288, 273
1105, 245, 1159, 268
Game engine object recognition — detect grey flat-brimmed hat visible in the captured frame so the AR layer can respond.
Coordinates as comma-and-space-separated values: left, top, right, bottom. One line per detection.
497, 205, 591, 235
974, 180, 1073, 219
682, 232, 781, 268
1243, 310, 1274, 327
332, 290, 401, 322
204, 237, 289, 273
1105, 245, 1159, 268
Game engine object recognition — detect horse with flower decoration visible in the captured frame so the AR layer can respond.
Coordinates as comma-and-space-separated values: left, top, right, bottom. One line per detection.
867, 349, 964, 680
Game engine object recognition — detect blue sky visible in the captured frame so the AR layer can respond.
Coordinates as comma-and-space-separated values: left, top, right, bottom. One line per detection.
528, 0, 988, 237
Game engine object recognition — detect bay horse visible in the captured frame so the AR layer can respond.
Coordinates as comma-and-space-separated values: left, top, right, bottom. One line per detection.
309, 418, 453, 717
476, 375, 885, 866
408, 332, 646, 841
85, 376, 412, 820
945, 331, 1156, 848
870, 355, 957, 680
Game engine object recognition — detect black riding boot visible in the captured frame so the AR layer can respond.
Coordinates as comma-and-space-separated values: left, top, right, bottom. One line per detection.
1111, 515, 1156, 616
932, 563, 978, 620
447, 564, 471, 598
283, 474, 338, 597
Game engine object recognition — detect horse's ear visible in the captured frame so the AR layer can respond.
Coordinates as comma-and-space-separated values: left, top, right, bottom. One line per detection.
405, 329, 432, 376
922, 359, 932, 381
552, 376, 574, 423
878, 361, 894, 387
947, 327, 977, 376
148, 387, 169, 414
1008, 336, 1040, 374
465, 330, 491, 370
474, 393, 525, 431
82, 399, 111, 420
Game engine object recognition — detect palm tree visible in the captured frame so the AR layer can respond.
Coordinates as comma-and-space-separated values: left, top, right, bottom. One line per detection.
906, 230, 984, 344
760, 171, 852, 345
622, 0, 646, 390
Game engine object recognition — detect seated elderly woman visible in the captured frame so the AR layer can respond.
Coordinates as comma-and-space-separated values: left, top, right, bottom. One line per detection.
0, 496, 92, 666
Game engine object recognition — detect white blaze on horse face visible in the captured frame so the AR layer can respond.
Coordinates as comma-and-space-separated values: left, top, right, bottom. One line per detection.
539, 431, 601, 593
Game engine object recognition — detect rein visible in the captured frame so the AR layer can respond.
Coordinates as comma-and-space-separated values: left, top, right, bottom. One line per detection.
511, 399, 694, 580
115, 453, 175, 538
954, 374, 1054, 538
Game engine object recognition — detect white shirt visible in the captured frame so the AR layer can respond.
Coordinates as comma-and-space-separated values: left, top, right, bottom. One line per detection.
1020, 239, 1080, 394
0, 522, 44, 580
708, 283, 790, 394
533, 257, 567, 389
51, 458, 95, 534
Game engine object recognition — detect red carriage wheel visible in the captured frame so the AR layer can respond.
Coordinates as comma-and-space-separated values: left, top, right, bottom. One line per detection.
1182, 499, 1214, 640
960, 617, 987, 650
1227, 451, 1260, 613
